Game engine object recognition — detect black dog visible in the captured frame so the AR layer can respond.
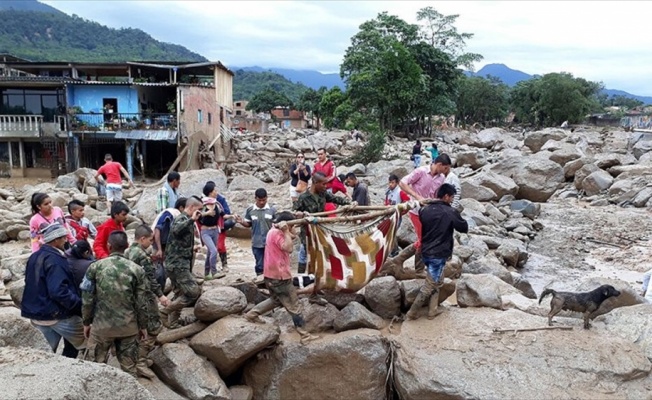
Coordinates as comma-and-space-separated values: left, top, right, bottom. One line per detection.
538, 284, 621, 329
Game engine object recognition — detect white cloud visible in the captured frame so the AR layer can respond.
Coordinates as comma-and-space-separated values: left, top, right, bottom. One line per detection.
42, 0, 652, 94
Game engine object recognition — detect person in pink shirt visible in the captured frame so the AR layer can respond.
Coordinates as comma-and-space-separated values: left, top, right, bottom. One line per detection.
244, 211, 319, 345
399, 153, 452, 253
94, 153, 134, 213
29, 193, 76, 253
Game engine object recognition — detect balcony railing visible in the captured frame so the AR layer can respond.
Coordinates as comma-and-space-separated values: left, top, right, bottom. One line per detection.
0, 114, 43, 132
69, 112, 177, 132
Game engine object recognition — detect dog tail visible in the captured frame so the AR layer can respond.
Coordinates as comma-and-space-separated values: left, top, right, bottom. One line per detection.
538, 289, 556, 304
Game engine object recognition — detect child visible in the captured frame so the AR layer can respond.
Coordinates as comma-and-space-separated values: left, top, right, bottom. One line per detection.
66, 200, 97, 241
425, 142, 439, 161
125, 224, 169, 379
244, 211, 320, 345
93, 201, 129, 259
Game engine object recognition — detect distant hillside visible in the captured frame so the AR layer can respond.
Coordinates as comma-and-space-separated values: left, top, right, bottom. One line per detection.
0, 8, 206, 62
233, 69, 309, 103
234, 66, 345, 90
0, 0, 61, 14
467, 63, 652, 105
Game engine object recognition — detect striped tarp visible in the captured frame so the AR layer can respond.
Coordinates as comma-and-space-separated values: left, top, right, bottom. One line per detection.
305, 207, 400, 292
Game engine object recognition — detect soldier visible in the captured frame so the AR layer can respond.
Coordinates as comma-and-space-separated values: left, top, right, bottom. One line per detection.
162, 196, 204, 329
81, 231, 148, 377
125, 224, 170, 379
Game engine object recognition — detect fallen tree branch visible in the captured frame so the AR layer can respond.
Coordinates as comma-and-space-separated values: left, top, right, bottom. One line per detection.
156, 321, 207, 344
492, 326, 573, 333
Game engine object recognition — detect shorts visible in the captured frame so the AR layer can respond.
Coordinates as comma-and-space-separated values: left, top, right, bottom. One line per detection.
106, 184, 123, 202
290, 185, 299, 198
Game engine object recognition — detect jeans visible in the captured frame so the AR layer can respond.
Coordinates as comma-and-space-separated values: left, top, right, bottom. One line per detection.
423, 256, 447, 284
201, 228, 220, 275
33, 316, 86, 353
252, 246, 265, 275
413, 154, 421, 168
298, 243, 307, 265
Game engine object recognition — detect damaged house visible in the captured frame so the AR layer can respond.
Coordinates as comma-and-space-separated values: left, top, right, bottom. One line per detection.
0, 57, 233, 178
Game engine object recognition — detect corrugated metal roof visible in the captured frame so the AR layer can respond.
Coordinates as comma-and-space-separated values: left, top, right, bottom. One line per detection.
0, 76, 74, 82
63, 80, 172, 86
114, 130, 178, 141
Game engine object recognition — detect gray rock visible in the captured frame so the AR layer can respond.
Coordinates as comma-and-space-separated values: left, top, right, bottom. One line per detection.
150, 343, 230, 400
5, 224, 28, 241
287, 138, 314, 153
322, 292, 365, 310
396, 215, 416, 247
563, 157, 591, 180
243, 329, 389, 400
333, 302, 385, 332
463, 254, 513, 284
456, 273, 520, 309
189, 316, 280, 376
512, 158, 565, 202
574, 164, 600, 189
0, 308, 49, 351
8, 279, 25, 307
0, 347, 155, 400
194, 287, 248, 322
363, 276, 401, 319
510, 272, 537, 299
56, 174, 78, 189
472, 127, 504, 148
599, 304, 652, 361
575, 278, 645, 318
229, 385, 254, 400
3, 254, 29, 279
300, 298, 340, 332
524, 128, 566, 152
632, 187, 652, 207
582, 170, 614, 196
455, 150, 487, 170
227, 175, 267, 192
400, 278, 456, 309
633, 140, 652, 159
460, 180, 496, 201
509, 199, 541, 219
468, 171, 519, 198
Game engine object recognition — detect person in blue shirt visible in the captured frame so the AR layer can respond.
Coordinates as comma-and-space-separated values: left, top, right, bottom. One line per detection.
425, 143, 439, 161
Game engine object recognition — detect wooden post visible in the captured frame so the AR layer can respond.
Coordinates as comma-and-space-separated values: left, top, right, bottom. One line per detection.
18, 139, 25, 170
7, 141, 12, 171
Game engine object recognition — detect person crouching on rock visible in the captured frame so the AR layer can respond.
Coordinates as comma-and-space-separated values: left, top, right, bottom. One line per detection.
244, 211, 320, 345
406, 184, 468, 320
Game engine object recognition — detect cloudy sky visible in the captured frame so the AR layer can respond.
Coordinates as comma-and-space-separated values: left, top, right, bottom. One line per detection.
43, 1, 652, 95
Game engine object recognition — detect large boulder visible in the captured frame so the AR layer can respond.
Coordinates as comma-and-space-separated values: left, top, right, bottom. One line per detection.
455, 150, 487, 170
189, 316, 280, 377
400, 278, 456, 309
194, 287, 248, 322
524, 128, 566, 152
3, 254, 29, 280
462, 254, 513, 284
496, 238, 529, 268
633, 140, 652, 159
512, 159, 564, 202
598, 304, 652, 360
227, 175, 267, 192
393, 307, 652, 399
472, 127, 504, 149
287, 138, 313, 153
574, 164, 600, 190
460, 180, 497, 202
0, 307, 49, 351
468, 171, 519, 198
243, 329, 389, 400
0, 347, 155, 400
363, 276, 401, 319
582, 170, 614, 196
333, 302, 385, 332
150, 343, 230, 400
456, 273, 520, 309
575, 277, 645, 317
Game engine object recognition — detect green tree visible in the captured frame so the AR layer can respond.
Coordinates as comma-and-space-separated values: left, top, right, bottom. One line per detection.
599, 94, 644, 109
416, 7, 483, 70
510, 72, 603, 126
455, 75, 510, 127
246, 88, 293, 114
233, 70, 309, 103
319, 86, 347, 129
297, 86, 326, 129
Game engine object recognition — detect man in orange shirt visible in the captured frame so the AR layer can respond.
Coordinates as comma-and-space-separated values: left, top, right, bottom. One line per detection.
244, 211, 319, 345
95, 153, 134, 212
312, 148, 336, 193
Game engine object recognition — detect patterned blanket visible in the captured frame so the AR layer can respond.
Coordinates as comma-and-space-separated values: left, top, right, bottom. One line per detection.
305, 207, 401, 292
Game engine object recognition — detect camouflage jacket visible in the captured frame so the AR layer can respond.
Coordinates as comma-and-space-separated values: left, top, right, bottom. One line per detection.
81, 252, 148, 337
125, 243, 163, 298
164, 212, 196, 272
293, 191, 349, 242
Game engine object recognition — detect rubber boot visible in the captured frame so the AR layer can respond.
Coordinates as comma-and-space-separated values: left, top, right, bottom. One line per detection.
414, 251, 426, 278
298, 262, 307, 274
219, 252, 229, 273
427, 289, 443, 319
168, 309, 182, 329
406, 292, 429, 320
136, 336, 156, 379
297, 327, 320, 345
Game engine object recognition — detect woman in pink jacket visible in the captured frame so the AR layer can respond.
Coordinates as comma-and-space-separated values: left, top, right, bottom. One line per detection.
29, 192, 75, 252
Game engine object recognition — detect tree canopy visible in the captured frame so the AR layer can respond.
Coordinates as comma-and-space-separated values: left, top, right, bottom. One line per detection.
245, 88, 293, 114
233, 70, 309, 103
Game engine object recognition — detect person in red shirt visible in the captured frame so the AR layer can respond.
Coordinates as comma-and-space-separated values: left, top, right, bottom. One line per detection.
313, 148, 336, 192
94, 153, 134, 213
244, 211, 319, 345
93, 201, 129, 259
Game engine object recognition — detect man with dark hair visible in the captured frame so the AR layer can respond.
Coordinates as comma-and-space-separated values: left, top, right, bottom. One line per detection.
293, 172, 351, 274
344, 172, 370, 206
151, 197, 186, 289
399, 154, 452, 274
156, 172, 182, 214
94, 153, 134, 212
406, 183, 468, 320
93, 201, 129, 259
81, 231, 148, 377
66, 199, 97, 241
385, 174, 410, 206
244, 211, 319, 345
236, 188, 277, 275
22, 223, 86, 358
125, 224, 168, 379
313, 148, 336, 192
162, 196, 203, 329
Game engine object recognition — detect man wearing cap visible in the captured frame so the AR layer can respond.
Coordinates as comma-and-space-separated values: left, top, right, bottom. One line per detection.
22, 223, 86, 358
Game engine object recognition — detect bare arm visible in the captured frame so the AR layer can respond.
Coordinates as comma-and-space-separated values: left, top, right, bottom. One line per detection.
399, 180, 423, 201
119, 165, 135, 186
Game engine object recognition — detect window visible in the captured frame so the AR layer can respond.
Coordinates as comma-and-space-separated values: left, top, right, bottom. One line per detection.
208, 113, 212, 125
235, 102, 241, 107
236, 110, 242, 116
197, 109, 203, 123
283, 108, 290, 117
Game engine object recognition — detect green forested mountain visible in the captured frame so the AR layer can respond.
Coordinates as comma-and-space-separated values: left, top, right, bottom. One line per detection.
0, 9, 206, 62
233, 69, 309, 102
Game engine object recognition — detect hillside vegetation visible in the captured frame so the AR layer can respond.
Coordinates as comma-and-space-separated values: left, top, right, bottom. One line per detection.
233, 70, 309, 102
0, 9, 206, 62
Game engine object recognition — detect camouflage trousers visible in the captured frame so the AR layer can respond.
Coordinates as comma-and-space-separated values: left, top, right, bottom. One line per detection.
139, 293, 163, 367
85, 333, 139, 377
248, 278, 306, 328
163, 267, 200, 328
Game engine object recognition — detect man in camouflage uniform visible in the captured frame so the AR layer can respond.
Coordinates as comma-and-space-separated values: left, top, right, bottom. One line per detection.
125, 224, 170, 379
162, 196, 203, 329
81, 231, 148, 377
